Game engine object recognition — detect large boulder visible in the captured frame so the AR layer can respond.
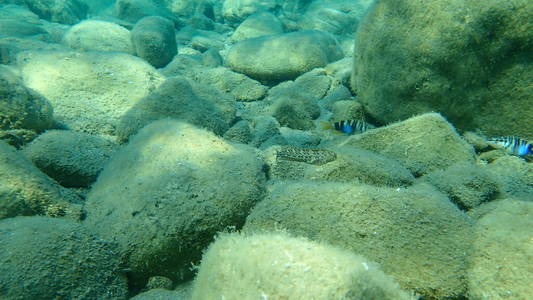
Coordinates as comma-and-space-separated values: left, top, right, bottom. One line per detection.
226, 30, 343, 83
0, 216, 128, 299
245, 181, 474, 299
84, 119, 266, 288
191, 232, 415, 300
353, 0, 533, 139
17, 50, 165, 136
62, 20, 134, 54
131, 16, 177, 68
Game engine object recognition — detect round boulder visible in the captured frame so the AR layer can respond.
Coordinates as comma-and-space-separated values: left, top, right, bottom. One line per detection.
226, 30, 343, 83
62, 20, 134, 54
84, 119, 266, 288
0, 216, 128, 299
131, 16, 177, 68
353, 0, 532, 138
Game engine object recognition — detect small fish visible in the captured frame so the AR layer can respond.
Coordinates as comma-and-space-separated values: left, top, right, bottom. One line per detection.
321, 120, 375, 135
487, 136, 532, 156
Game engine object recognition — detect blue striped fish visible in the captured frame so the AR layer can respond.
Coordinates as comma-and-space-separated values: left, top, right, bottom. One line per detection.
487, 136, 532, 156
321, 120, 376, 135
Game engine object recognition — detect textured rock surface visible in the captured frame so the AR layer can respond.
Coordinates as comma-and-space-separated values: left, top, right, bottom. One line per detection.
0, 216, 128, 299
226, 30, 343, 83
131, 16, 177, 68
84, 120, 266, 288
62, 20, 134, 54
353, 0, 533, 139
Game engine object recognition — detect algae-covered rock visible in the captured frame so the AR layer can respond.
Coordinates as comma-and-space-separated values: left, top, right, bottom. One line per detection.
0, 65, 53, 132
191, 232, 415, 300
484, 156, 533, 198
22, 130, 120, 187
226, 30, 343, 83
3, 0, 88, 24
421, 163, 499, 210
221, 0, 279, 25
230, 11, 284, 42
194, 67, 268, 102
0, 140, 81, 219
84, 119, 266, 288
17, 50, 164, 136
341, 113, 475, 176
265, 145, 414, 187
468, 200, 533, 299
353, 0, 533, 139
115, 0, 178, 25
131, 16, 177, 68
245, 181, 473, 299
62, 20, 134, 54
0, 216, 127, 299
116, 76, 234, 142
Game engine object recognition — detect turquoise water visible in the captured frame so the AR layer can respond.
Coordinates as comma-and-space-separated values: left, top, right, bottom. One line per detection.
0, 0, 531, 299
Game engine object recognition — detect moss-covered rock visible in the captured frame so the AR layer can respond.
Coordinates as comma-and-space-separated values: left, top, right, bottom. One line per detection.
22, 130, 120, 187
62, 20, 134, 54
131, 16, 177, 68
191, 232, 415, 300
17, 50, 165, 135
353, 0, 533, 139
0, 216, 127, 299
84, 119, 266, 289
194, 67, 268, 102
245, 181, 473, 299
340, 113, 475, 176
468, 200, 533, 299
226, 30, 343, 83
0, 140, 82, 219
116, 76, 235, 142
420, 163, 500, 210
265, 145, 414, 187
3, 0, 88, 24
230, 11, 283, 42
0, 65, 53, 132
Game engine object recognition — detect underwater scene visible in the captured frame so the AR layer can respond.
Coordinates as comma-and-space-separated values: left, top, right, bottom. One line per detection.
0, 0, 532, 299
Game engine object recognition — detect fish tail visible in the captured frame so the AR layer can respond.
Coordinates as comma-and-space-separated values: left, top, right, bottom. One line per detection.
320, 121, 333, 130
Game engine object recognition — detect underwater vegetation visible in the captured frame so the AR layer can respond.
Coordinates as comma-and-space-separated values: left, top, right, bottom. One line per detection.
0, 0, 531, 299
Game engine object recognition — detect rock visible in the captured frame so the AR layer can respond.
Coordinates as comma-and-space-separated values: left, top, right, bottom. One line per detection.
484, 156, 533, 198
340, 113, 476, 176
0, 65, 54, 132
468, 200, 533, 299
226, 30, 343, 83
330, 100, 366, 122
131, 16, 177, 68
221, 0, 279, 25
0, 128, 37, 148
0, 216, 127, 299
223, 120, 252, 144
191, 232, 415, 300
265, 145, 415, 186
22, 130, 120, 188
420, 163, 499, 210
0, 19, 47, 38
245, 182, 473, 299
194, 67, 268, 102
115, 0, 178, 25
230, 12, 284, 42
116, 76, 235, 142
17, 50, 165, 136
62, 20, 134, 54
3, 0, 88, 24
353, 0, 533, 139
0, 141, 82, 219
249, 116, 286, 149
83, 120, 266, 288
0, 37, 67, 65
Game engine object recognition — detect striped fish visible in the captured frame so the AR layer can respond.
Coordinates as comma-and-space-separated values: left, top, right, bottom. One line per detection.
487, 136, 532, 156
321, 120, 376, 135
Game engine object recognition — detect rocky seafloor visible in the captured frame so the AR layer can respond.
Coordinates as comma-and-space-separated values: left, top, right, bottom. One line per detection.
0, 0, 532, 299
